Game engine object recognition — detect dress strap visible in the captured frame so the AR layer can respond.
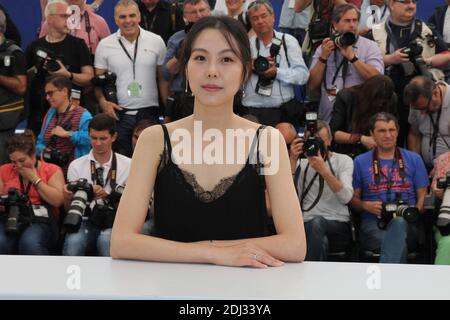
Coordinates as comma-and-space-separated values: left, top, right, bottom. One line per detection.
160, 124, 172, 164
247, 125, 266, 170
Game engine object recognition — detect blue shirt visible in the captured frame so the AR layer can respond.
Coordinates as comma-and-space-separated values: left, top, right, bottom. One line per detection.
162, 29, 186, 93
242, 31, 309, 109
353, 148, 429, 221
278, 0, 312, 30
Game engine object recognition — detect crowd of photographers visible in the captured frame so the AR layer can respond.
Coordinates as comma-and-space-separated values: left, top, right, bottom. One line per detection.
0, 0, 449, 264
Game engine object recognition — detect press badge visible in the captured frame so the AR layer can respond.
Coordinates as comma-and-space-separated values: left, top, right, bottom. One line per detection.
127, 81, 142, 97
326, 86, 338, 103
32, 205, 49, 218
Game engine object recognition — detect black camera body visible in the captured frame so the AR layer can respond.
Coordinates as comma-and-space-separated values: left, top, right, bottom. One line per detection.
90, 185, 124, 230
303, 112, 325, 157
0, 188, 30, 235
400, 39, 433, 79
35, 48, 62, 73
378, 195, 419, 230
254, 37, 282, 97
64, 178, 94, 233
42, 147, 70, 167
331, 31, 357, 47
92, 71, 118, 105
436, 171, 450, 235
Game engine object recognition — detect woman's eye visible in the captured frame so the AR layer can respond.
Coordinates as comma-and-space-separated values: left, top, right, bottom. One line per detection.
193, 55, 206, 61
223, 57, 234, 63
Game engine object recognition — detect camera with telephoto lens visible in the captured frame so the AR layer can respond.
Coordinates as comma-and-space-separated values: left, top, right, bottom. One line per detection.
377, 194, 420, 230
254, 37, 282, 97
303, 112, 325, 157
42, 135, 70, 167
91, 71, 118, 105
64, 178, 94, 233
399, 39, 433, 79
436, 171, 450, 236
0, 188, 31, 235
34, 48, 62, 72
90, 185, 124, 230
331, 31, 357, 47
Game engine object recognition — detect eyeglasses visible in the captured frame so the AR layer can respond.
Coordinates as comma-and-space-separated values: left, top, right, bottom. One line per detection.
393, 0, 417, 5
50, 13, 72, 18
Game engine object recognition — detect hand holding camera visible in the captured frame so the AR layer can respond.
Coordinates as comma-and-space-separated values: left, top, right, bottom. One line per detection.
388, 48, 410, 65
93, 184, 109, 200
363, 200, 384, 216
289, 136, 304, 161
320, 38, 335, 60
51, 125, 71, 138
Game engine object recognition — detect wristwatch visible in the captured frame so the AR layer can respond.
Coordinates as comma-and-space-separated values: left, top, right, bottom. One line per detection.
349, 55, 359, 64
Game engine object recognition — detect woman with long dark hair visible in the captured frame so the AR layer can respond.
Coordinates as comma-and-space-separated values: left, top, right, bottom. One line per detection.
330, 74, 398, 158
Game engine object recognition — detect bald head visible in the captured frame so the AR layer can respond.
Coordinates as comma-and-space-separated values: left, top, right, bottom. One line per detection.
276, 122, 297, 145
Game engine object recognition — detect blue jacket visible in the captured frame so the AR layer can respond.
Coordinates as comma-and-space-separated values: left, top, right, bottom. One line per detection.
36, 107, 92, 159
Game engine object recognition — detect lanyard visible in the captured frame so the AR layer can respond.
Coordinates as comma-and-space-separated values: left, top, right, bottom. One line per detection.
54, 104, 71, 127
372, 147, 405, 203
90, 153, 117, 189
143, 10, 157, 32
429, 85, 446, 158
118, 35, 139, 80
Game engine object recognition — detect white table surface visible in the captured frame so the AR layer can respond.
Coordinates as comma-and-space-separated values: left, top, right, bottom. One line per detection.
1, 255, 449, 299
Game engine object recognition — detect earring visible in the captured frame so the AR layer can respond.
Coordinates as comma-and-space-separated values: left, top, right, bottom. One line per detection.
185, 78, 193, 97
241, 85, 246, 99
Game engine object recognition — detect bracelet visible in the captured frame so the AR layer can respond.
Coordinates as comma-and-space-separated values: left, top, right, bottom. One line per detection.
33, 178, 43, 187
318, 56, 328, 64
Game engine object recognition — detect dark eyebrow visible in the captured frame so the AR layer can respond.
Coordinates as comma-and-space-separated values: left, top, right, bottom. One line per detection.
191, 48, 236, 55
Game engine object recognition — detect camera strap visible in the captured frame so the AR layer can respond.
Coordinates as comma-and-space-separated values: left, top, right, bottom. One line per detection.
118, 34, 139, 80
428, 86, 450, 157
385, 19, 421, 54
90, 153, 117, 190
324, 50, 348, 91
255, 33, 290, 68
372, 147, 405, 203
83, 11, 93, 55
300, 155, 335, 212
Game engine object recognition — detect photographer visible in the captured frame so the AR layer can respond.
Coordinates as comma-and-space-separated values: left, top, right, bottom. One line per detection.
162, 0, 211, 123
26, 0, 94, 136
367, 0, 450, 146
431, 151, 450, 264
290, 118, 353, 261
242, 0, 309, 127
36, 75, 92, 176
94, 0, 168, 157
63, 114, 131, 256
0, 9, 26, 165
309, 3, 383, 122
404, 76, 450, 170
350, 112, 429, 263
0, 131, 65, 255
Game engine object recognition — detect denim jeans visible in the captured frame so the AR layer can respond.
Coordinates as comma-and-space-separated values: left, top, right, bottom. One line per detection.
360, 217, 420, 263
0, 221, 52, 255
304, 216, 352, 261
63, 219, 111, 256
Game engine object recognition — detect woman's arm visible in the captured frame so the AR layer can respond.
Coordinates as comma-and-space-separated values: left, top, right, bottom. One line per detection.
111, 126, 304, 267
35, 167, 65, 208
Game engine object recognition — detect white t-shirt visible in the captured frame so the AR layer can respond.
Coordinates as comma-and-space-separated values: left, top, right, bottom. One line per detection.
358, 0, 390, 32
213, 0, 254, 15
95, 27, 167, 110
67, 150, 132, 209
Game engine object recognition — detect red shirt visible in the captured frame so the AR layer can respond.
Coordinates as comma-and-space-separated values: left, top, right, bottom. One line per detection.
0, 162, 62, 217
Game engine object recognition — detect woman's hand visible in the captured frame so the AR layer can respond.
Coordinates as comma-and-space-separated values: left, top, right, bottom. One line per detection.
16, 165, 39, 184
211, 243, 284, 268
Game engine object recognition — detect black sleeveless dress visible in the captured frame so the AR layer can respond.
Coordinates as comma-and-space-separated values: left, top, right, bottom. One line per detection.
153, 124, 268, 242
